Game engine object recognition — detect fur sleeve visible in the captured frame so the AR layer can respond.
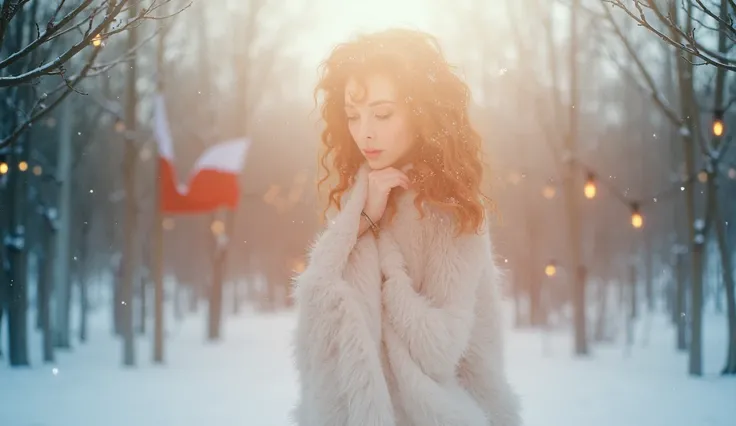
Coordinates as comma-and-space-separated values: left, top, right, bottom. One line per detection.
292, 167, 396, 426
378, 220, 487, 380
457, 263, 522, 426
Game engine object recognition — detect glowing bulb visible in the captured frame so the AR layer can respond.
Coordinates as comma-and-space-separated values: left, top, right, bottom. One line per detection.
713, 120, 724, 137
631, 204, 643, 229
697, 171, 708, 183
0, 162, 8, 174
18, 161, 28, 172
33, 165, 42, 176
545, 262, 557, 277
584, 173, 596, 199
542, 184, 556, 199
210, 220, 225, 236
91, 34, 103, 47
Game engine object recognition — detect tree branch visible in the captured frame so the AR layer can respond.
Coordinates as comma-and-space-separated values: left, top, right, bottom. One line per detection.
603, 0, 736, 71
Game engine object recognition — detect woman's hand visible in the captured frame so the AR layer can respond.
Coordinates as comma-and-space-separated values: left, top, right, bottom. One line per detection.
358, 167, 410, 237
364, 167, 410, 222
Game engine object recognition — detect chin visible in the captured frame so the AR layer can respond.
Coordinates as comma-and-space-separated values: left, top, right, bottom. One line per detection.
365, 157, 395, 170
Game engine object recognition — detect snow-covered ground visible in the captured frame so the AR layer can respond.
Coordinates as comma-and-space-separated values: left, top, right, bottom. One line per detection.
1, 303, 734, 426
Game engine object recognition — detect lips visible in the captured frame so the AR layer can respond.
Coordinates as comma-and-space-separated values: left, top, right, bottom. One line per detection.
363, 149, 383, 158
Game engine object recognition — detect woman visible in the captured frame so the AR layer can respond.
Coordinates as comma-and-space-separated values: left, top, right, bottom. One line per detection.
292, 28, 522, 426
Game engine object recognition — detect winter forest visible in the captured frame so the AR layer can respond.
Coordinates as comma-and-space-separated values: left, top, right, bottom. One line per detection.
1, 0, 735, 425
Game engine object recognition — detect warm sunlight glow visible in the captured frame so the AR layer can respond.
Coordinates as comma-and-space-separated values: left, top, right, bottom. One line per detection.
295, 0, 439, 89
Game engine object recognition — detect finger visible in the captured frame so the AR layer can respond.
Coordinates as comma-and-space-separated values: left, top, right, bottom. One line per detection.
378, 168, 409, 183
389, 176, 409, 190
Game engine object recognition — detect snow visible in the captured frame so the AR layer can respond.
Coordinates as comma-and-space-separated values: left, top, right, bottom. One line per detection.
1, 302, 734, 426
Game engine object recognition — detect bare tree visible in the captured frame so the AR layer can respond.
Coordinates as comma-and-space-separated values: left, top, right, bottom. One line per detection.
0, 0, 189, 149
605, 0, 736, 71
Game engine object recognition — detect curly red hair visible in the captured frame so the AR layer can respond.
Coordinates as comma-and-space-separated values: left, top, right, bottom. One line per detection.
314, 28, 489, 235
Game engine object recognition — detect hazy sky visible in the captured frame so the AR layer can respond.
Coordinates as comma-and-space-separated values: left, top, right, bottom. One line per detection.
286, 0, 446, 95
293, 0, 437, 65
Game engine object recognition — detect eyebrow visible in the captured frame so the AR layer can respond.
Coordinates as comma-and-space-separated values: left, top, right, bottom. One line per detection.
344, 100, 396, 108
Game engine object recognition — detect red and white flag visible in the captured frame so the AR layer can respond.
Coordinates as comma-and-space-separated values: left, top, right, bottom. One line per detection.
154, 94, 251, 214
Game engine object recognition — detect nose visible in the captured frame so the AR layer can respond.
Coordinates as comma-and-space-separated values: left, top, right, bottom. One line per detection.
357, 118, 375, 144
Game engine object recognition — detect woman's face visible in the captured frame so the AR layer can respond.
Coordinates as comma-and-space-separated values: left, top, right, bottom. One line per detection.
344, 74, 415, 170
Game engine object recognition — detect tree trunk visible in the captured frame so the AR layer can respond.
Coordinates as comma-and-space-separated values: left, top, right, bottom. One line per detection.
594, 279, 609, 342
714, 194, 736, 375
710, 0, 735, 376
7, 136, 30, 367
113, 269, 123, 335
137, 273, 146, 335
644, 229, 654, 312
53, 103, 73, 349
208, 238, 227, 341
675, 252, 688, 351
40, 215, 56, 363
152, 0, 168, 365
232, 280, 240, 315
78, 224, 89, 343
120, 2, 140, 367
670, 0, 704, 376
567, 0, 588, 356
208, 211, 233, 340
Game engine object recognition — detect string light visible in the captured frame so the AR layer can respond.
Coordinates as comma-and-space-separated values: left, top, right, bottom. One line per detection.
92, 34, 103, 47
542, 182, 556, 199
545, 261, 557, 277
0, 162, 7, 174
210, 220, 225, 236
18, 161, 28, 172
513, 155, 719, 232
712, 109, 725, 137
33, 165, 42, 176
630, 203, 643, 229
584, 172, 597, 199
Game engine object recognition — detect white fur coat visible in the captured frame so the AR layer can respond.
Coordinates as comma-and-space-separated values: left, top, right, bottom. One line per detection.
291, 165, 521, 426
